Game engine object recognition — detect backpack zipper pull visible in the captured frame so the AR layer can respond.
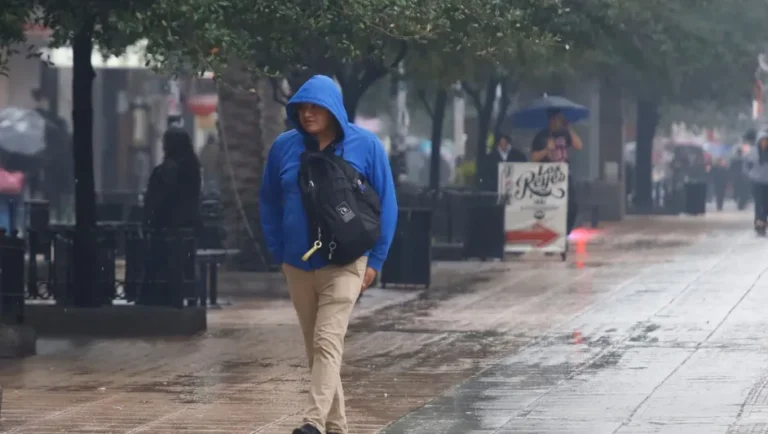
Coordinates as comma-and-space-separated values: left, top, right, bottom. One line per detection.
302, 227, 323, 261
328, 240, 337, 260
302, 240, 322, 261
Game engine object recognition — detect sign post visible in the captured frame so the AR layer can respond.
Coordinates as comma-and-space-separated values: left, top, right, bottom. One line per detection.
498, 162, 569, 257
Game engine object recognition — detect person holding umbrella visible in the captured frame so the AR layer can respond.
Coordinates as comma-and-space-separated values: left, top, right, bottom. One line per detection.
508, 96, 588, 248
529, 109, 584, 236
530, 109, 584, 162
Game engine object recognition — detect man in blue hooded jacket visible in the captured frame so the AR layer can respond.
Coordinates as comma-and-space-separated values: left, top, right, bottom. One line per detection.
260, 75, 397, 434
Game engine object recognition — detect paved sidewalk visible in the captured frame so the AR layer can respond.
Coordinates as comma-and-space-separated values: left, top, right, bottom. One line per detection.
383, 212, 768, 434
0, 212, 750, 433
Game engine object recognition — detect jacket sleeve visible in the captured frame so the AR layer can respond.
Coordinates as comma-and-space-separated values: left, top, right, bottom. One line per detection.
366, 137, 398, 272
744, 151, 756, 179
259, 142, 285, 264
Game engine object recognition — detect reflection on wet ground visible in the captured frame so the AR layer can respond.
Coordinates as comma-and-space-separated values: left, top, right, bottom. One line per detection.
0, 213, 758, 433
383, 213, 768, 434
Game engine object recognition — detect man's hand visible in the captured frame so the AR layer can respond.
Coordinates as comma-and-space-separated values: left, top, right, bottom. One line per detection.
361, 267, 377, 292
546, 137, 556, 150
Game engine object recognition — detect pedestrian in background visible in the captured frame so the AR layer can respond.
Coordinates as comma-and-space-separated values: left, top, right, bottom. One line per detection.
530, 109, 583, 237
710, 157, 729, 211
479, 134, 527, 191
744, 131, 768, 235
140, 128, 201, 306
143, 128, 201, 231
260, 75, 397, 434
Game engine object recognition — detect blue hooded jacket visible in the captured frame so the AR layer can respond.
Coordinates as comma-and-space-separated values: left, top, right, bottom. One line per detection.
259, 75, 398, 272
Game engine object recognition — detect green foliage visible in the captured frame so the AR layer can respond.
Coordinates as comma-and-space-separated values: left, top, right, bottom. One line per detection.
0, 1, 35, 75
589, 0, 768, 105
16, 0, 763, 113
104, 0, 536, 80
455, 159, 476, 185
33, 0, 157, 52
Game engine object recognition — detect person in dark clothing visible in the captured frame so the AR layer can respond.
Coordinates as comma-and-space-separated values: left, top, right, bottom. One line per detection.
479, 134, 527, 191
745, 133, 768, 235
143, 128, 202, 230
710, 157, 729, 211
31, 88, 73, 220
140, 128, 202, 306
730, 148, 749, 210
530, 110, 583, 237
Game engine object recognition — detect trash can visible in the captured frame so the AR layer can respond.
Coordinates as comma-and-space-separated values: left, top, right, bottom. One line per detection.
684, 181, 707, 215
0, 230, 25, 325
462, 193, 506, 260
381, 207, 432, 288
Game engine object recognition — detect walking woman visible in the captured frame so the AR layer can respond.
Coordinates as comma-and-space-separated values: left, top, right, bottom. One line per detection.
745, 132, 768, 235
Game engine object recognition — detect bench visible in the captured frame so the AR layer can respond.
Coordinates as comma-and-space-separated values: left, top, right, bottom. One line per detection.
196, 249, 239, 307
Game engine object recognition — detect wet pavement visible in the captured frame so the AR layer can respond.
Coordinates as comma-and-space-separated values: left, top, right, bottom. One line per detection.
382, 212, 768, 434
0, 211, 762, 434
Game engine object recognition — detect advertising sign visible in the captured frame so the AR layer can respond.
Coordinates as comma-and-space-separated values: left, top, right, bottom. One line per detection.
498, 162, 569, 253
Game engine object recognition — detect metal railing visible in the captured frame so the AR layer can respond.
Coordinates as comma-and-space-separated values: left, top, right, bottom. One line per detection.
25, 226, 200, 308
396, 185, 508, 245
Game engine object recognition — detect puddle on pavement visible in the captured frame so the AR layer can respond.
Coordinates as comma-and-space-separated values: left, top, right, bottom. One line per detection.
587, 349, 624, 369
612, 239, 690, 250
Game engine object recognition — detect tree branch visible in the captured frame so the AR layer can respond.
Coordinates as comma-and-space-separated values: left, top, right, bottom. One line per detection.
461, 80, 483, 110
494, 77, 518, 137
268, 77, 290, 106
389, 40, 408, 68
417, 89, 434, 120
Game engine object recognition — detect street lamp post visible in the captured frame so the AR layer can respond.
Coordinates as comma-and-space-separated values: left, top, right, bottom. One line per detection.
167, 77, 184, 129
389, 61, 409, 185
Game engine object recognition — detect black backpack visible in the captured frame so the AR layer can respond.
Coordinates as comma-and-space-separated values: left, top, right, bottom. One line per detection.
297, 143, 381, 265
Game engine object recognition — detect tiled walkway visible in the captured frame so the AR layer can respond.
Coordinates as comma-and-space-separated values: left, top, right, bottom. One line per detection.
0, 212, 746, 433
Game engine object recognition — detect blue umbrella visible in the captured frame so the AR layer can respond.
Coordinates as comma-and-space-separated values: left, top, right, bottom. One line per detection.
509, 95, 590, 130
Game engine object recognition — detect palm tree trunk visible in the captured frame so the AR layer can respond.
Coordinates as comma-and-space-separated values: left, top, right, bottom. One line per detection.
217, 68, 285, 271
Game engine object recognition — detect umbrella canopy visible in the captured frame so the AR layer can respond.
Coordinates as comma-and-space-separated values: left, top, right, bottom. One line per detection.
509, 95, 590, 130
0, 107, 68, 172
0, 107, 49, 157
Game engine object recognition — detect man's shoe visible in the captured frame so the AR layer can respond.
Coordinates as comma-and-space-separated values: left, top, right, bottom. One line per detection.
292, 424, 321, 434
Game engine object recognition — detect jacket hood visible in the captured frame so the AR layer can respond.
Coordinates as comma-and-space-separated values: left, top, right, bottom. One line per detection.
745, 141, 768, 183
756, 130, 768, 146
286, 75, 349, 140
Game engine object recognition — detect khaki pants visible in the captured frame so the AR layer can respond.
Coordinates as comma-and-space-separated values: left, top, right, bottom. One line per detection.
283, 257, 367, 434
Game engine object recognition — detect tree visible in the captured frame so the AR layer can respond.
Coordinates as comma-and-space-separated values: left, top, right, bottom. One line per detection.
0, 2, 34, 75
128, 0, 467, 269
591, 0, 768, 210
123, 0, 545, 268
458, 0, 620, 185
461, 62, 506, 164
408, 4, 550, 191
32, 0, 161, 305
130, 0, 459, 116
29, 0, 430, 273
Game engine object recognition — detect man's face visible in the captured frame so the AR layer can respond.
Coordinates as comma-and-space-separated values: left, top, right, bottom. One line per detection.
498, 137, 510, 151
298, 103, 334, 135
549, 113, 565, 129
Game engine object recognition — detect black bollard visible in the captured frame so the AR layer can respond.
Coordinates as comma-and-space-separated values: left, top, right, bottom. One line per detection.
0, 230, 26, 325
